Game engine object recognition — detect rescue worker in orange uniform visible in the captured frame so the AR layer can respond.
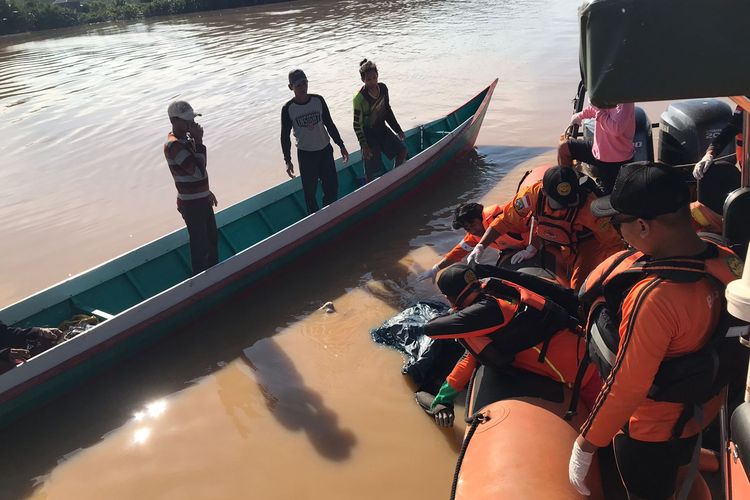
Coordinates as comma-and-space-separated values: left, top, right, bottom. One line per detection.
416, 264, 600, 427
568, 162, 746, 499
693, 104, 744, 180
468, 166, 623, 291
416, 202, 526, 283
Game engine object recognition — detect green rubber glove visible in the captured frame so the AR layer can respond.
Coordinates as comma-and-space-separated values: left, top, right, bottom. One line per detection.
431, 381, 459, 409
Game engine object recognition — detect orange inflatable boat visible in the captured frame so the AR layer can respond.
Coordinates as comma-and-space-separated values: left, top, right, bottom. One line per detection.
450, 364, 714, 499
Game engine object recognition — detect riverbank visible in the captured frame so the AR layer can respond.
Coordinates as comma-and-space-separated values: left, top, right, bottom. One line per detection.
0, 0, 291, 35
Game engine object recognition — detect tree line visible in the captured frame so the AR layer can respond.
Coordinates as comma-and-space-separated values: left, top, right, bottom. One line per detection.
0, 0, 287, 35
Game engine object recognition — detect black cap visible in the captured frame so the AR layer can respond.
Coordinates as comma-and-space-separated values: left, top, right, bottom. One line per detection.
288, 69, 307, 86
437, 264, 478, 299
542, 166, 580, 207
452, 203, 483, 230
590, 161, 690, 218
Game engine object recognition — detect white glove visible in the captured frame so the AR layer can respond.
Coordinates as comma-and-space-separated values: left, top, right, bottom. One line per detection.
570, 113, 582, 126
417, 264, 440, 283
693, 152, 715, 180
510, 244, 538, 265
568, 441, 594, 496
466, 244, 485, 265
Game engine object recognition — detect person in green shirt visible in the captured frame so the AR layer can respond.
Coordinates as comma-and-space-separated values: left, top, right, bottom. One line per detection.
352, 59, 407, 182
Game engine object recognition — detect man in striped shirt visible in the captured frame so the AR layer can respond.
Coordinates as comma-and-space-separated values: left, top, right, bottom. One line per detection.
164, 100, 218, 275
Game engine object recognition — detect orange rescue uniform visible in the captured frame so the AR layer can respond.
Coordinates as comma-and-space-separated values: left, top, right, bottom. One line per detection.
424, 278, 600, 405
444, 328, 595, 389
489, 181, 622, 290
579, 249, 738, 446
444, 204, 526, 263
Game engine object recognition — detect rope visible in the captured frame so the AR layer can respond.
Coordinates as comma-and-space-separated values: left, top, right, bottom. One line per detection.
668, 153, 736, 170
450, 412, 489, 500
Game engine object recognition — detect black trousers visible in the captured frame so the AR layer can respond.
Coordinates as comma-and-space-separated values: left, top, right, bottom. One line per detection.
178, 199, 218, 275
565, 138, 632, 194
363, 127, 406, 181
298, 144, 338, 214
612, 432, 699, 499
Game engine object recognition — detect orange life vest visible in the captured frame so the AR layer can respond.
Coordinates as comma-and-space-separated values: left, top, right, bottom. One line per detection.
534, 192, 592, 248
459, 278, 578, 370
579, 243, 747, 408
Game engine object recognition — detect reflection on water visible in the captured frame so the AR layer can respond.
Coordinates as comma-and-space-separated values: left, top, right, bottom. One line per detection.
0, 0, 579, 306
243, 339, 357, 461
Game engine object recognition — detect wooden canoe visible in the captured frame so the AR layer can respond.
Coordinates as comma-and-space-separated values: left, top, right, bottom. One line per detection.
0, 79, 498, 426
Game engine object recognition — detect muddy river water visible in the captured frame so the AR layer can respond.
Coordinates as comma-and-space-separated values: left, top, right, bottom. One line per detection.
0, 0, 662, 497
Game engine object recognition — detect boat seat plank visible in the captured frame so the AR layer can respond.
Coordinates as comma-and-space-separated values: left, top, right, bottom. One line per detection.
127, 251, 191, 298
338, 167, 361, 198
262, 198, 305, 232
71, 275, 146, 317
422, 122, 450, 148
290, 192, 308, 215
173, 246, 193, 272
71, 301, 114, 321
256, 209, 277, 233
220, 212, 273, 251
123, 272, 148, 299
217, 229, 238, 255
445, 114, 457, 130
216, 234, 235, 261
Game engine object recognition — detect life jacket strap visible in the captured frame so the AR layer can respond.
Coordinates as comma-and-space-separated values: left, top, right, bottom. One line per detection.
564, 348, 591, 421
671, 404, 696, 440
537, 336, 552, 363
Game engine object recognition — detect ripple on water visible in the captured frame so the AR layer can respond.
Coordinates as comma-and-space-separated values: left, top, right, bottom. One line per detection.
2, 1, 580, 497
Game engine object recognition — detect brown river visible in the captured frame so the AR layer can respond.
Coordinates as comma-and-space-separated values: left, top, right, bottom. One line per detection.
0, 0, 668, 498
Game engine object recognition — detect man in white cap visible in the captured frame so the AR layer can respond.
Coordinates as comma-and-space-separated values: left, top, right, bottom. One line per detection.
164, 100, 218, 275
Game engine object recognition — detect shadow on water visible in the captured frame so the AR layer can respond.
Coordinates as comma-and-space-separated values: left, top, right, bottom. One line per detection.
242, 339, 356, 461
0, 145, 548, 498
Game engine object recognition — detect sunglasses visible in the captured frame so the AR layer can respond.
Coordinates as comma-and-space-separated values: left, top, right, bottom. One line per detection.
609, 214, 639, 232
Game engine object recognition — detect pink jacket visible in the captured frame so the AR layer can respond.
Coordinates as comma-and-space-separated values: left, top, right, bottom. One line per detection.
577, 103, 635, 163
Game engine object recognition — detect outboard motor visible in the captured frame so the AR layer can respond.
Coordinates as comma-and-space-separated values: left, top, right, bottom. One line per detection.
633, 106, 653, 162
658, 99, 734, 166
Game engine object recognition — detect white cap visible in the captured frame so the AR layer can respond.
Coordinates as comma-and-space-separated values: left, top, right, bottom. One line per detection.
167, 101, 201, 121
